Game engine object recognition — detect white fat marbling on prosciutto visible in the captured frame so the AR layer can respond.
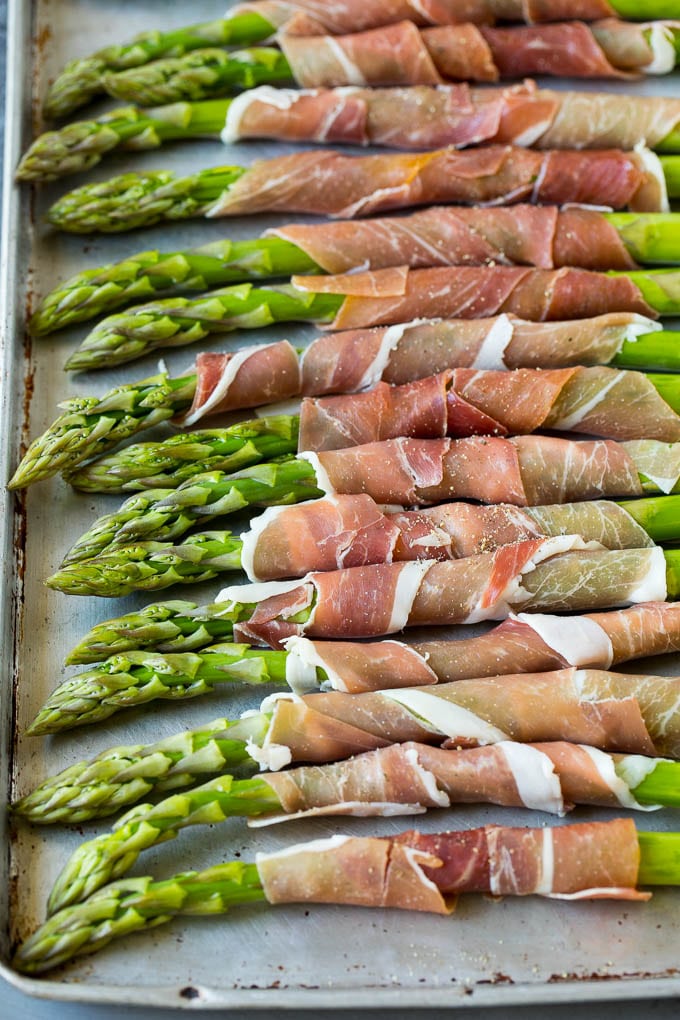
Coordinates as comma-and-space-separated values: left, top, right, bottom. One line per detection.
325, 36, 368, 85
498, 743, 566, 817
389, 561, 435, 632
248, 801, 428, 825
299, 450, 336, 494
355, 319, 431, 391
620, 311, 664, 345
634, 144, 670, 212
579, 746, 661, 811
217, 575, 311, 606
465, 535, 598, 624
628, 546, 667, 602
380, 688, 509, 743
181, 344, 284, 426
470, 314, 515, 370
406, 744, 451, 806
547, 370, 624, 431
644, 23, 677, 74
513, 611, 614, 668
240, 502, 317, 582
616, 753, 666, 800
257, 834, 352, 864
246, 735, 293, 772
221, 86, 303, 143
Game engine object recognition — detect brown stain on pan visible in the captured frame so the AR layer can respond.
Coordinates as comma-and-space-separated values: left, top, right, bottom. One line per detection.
548, 967, 680, 983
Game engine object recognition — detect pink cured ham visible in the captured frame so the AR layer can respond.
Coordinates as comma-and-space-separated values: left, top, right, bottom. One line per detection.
221, 83, 680, 152
297, 366, 680, 451
242, 495, 653, 581
301, 313, 658, 394
253, 668, 680, 761
256, 741, 660, 818
281, 21, 657, 88
222, 540, 668, 646
257, 818, 645, 912
290, 267, 656, 329
235, 2, 618, 34
177, 313, 659, 423
311, 435, 679, 506
285, 602, 680, 693
208, 146, 666, 219
271, 205, 638, 274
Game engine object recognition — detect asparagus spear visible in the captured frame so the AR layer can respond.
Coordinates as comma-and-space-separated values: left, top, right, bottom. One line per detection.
45, 494, 680, 598
61, 271, 680, 372
17, 820, 677, 975
29, 214, 680, 336
43, 13, 277, 119
29, 645, 294, 734
59, 437, 680, 570
45, 156, 680, 235
19, 85, 680, 182
60, 457, 323, 565
66, 547, 680, 664
8, 406, 298, 492
37, 751, 680, 914
11, 321, 680, 493
64, 284, 342, 371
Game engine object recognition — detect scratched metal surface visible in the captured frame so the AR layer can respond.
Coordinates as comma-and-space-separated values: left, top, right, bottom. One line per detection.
1, 0, 680, 1009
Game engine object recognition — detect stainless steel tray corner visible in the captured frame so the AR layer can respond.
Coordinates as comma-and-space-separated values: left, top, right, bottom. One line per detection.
1, 0, 680, 1009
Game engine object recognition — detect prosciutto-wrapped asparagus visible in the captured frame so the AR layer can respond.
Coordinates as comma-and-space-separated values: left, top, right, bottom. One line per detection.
47, 493, 676, 597
35, 207, 680, 336
59, 436, 680, 565
47, 148, 676, 234
18, 82, 680, 182
28, 737, 680, 913
297, 366, 680, 450
30, 602, 680, 732
65, 265, 680, 371
16, 818, 672, 976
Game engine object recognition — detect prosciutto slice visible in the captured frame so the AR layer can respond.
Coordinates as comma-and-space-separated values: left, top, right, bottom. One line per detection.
220, 83, 680, 152
309, 435, 680, 505
218, 539, 668, 646
290, 266, 656, 329
257, 818, 645, 911
180, 314, 658, 421
234, 1, 619, 34
281, 20, 674, 87
242, 495, 653, 581
298, 366, 680, 451
271, 205, 638, 274
284, 602, 680, 693
250, 666, 680, 765
255, 741, 662, 819
207, 146, 666, 219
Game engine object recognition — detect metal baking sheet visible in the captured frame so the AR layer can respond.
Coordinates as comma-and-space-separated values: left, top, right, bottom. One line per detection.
1, 0, 680, 1007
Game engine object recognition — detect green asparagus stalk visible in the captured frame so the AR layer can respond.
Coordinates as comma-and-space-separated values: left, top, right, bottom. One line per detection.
64, 284, 342, 371
60, 457, 323, 566
63, 274, 680, 372
39, 755, 680, 916
12, 826, 680, 975
6, 371, 196, 490
43, 13, 276, 119
102, 47, 293, 105
29, 215, 680, 337
44, 159, 680, 235
8, 381, 297, 491
16, 99, 235, 182
64, 420, 300, 493
65, 547, 680, 665
46, 531, 244, 597
29, 238, 318, 336
20, 87, 680, 182
45, 495, 680, 599
28, 645, 294, 735
14, 713, 274, 820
